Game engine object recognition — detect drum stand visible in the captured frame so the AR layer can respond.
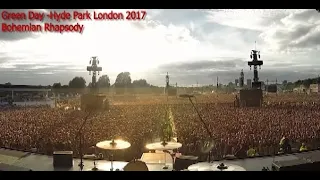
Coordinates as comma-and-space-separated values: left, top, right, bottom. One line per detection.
108, 139, 118, 171
92, 160, 98, 171
163, 150, 176, 170
92, 147, 99, 171
110, 153, 114, 171
76, 111, 93, 171
163, 153, 168, 169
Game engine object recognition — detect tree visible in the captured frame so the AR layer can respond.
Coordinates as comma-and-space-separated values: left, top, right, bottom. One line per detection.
114, 72, 132, 87
132, 79, 150, 88
285, 82, 294, 90
97, 75, 111, 88
294, 80, 302, 87
68, 76, 86, 89
227, 82, 234, 87
52, 83, 62, 89
317, 9, 320, 12
114, 72, 132, 94
225, 82, 236, 93
282, 80, 287, 85
4, 82, 11, 86
303, 78, 313, 88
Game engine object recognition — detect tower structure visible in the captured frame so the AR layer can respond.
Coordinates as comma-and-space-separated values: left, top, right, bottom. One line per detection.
235, 79, 239, 87
238, 46, 264, 107
239, 69, 244, 88
82, 56, 108, 111
165, 72, 177, 96
87, 56, 102, 92
247, 79, 252, 88
248, 49, 263, 89
216, 76, 219, 88
166, 72, 170, 88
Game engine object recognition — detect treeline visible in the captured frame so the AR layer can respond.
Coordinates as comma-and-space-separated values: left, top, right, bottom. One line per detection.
282, 77, 320, 90
3, 73, 319, 94
51, 72, 164, 94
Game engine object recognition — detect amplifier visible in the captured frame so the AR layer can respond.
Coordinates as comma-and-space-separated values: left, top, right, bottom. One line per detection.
53, 151, 73, 168
272, 158, 320, 171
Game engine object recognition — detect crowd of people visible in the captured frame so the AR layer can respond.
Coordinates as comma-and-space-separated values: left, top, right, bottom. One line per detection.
0, 93, 320, 161
0, 104, 165, 160
173, 102, 320, 158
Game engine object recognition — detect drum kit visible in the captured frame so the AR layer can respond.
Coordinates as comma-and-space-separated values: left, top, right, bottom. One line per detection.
145, 140, 182, 169
94, 139, 131, 171
85, 139, 246, 171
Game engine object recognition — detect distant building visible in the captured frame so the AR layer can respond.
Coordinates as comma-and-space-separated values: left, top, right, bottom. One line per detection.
235, 79, 239, 87
293, 85, 307, 93
247, 79, 252, 88
309, 84, 319, 93
0, 84, 54, 107
239, 70, 244, 88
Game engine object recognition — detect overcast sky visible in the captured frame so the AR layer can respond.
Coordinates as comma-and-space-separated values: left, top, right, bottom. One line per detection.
1, 9, 320, 86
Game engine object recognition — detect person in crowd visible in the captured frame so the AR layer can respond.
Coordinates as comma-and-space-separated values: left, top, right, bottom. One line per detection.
247, 146, 256, 157
299, 143, 308, 152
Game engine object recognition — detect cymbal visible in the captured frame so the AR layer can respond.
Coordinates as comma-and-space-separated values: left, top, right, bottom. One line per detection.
96, 139, 131, 150
146, 141, 182, 150
188, 162, 246, 171
177, 155, 198, 161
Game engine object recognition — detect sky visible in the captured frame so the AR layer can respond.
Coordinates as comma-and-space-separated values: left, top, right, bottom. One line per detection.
0, 9, 320, 86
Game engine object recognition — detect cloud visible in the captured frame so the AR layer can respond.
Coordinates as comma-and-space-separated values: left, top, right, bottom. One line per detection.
259, 9, 320, 51
158, 59, 246, 72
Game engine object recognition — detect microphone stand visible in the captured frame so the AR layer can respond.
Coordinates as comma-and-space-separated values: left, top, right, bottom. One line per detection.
187, 96, 214, 162
76, 110, 93, 171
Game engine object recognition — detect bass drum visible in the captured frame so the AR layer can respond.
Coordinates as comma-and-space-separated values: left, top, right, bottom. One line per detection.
123, 160, 149, 171
174, 155, 198, 171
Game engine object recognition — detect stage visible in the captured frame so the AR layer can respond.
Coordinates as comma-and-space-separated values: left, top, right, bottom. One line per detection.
0, 148, 173, 171
1, 148, 320, 171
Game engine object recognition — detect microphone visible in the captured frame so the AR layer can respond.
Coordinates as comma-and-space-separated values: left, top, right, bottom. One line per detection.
179, 94, 194, 98
178, 93, 215, 162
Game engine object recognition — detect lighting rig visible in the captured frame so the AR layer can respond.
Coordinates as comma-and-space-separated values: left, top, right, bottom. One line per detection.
248, 50, 263, 89
87, 56, 102, 92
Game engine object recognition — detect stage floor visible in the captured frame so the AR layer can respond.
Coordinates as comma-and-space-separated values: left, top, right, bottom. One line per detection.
0, 148, 173, 171
1, 148, 320, 171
